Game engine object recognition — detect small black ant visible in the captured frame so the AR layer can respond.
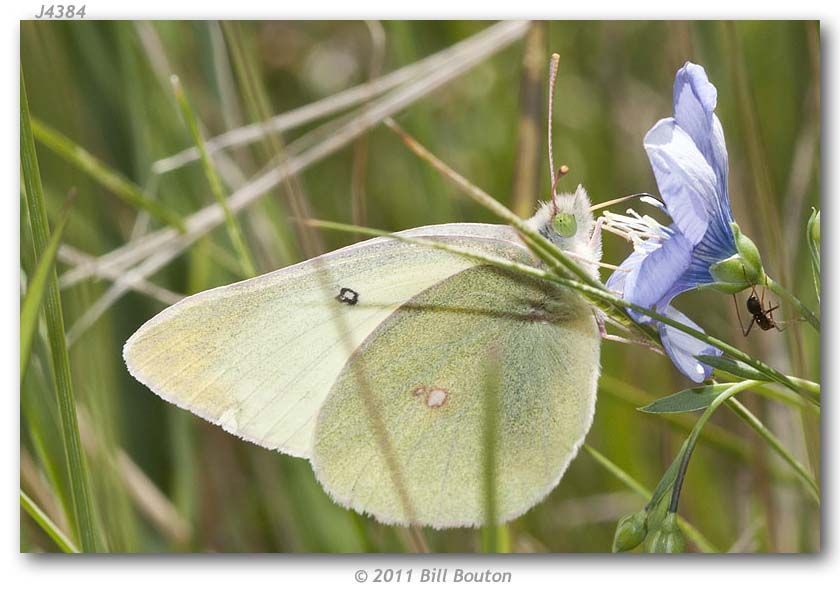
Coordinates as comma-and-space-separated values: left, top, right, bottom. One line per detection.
733, 277, 783, 336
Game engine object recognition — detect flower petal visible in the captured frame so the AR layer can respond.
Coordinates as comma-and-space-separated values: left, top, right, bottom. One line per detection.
657, 304, 722, 383
673, 63, 733, 229
624, 232, 693, 313
709, 115, 732, 225
673, 65, 715, 149
645, 118, 722, 246
606, 238, 659, 295
673, 62, 730, 197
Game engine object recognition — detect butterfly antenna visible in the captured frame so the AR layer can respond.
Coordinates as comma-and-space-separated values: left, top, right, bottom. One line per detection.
550, 164, 570, 200
547, 52, 560, 198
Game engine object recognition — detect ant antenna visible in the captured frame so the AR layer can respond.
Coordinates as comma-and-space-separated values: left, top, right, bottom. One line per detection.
547, 53, 560, 197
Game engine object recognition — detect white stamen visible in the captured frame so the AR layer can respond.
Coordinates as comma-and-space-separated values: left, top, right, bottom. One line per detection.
601, 208, 672, 248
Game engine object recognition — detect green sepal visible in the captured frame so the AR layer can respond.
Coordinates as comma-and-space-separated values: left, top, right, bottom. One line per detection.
708, 223, 764, 293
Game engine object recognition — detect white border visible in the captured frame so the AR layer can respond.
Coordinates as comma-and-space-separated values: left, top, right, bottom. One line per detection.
4, 3, 836, 599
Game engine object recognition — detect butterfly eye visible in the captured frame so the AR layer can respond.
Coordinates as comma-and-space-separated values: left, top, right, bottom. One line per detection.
552, 213, 577, 238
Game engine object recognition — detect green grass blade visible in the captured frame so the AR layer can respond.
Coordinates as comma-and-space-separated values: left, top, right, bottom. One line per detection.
31, 117, 186, 232
725, 398, 820, 504
21, 69, 100, 552
20, 490, 79, 553
480, 349, 509, 553
20, 200, 72, 380
171, 74, 257, 277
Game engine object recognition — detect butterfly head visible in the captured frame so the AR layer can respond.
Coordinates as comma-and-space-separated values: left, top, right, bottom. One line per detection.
526, 185, 602, 277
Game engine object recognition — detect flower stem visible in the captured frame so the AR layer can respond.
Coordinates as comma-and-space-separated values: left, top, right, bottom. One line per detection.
788, 376, 820, 396
583, 445, 718, 552
668, 380, 761, 513
766, 275, 820, 331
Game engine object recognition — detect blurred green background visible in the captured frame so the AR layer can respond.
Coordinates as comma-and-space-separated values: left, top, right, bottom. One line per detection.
20, 20, 819, 552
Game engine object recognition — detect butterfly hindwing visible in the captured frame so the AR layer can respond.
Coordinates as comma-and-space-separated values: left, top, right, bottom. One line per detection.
311, 265, 600, 528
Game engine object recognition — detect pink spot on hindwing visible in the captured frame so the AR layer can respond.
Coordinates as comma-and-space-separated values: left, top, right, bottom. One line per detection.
411, 385, 449, 408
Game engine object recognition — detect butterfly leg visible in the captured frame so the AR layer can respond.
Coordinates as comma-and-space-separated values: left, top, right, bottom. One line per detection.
589, 215, 603, 257
595, 311, 665, 355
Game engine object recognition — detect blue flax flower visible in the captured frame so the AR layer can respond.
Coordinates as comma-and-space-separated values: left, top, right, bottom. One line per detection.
606, 62, 748, 382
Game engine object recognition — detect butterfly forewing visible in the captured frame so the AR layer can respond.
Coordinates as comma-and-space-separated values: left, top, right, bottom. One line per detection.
123, 224, 529, 458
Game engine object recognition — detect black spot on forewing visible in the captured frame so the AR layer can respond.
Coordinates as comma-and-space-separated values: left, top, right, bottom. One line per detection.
336, 287, 359, 305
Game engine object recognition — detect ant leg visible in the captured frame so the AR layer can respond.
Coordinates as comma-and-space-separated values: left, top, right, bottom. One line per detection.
767, 305, 805, 332
733, 294, 751, 336
760, 276, 766, 306
763, 304, 785, 332
744, 315, 757, 337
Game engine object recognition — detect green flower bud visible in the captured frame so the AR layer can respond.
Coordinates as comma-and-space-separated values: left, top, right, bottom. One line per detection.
612, 510, 648, 552
807, 209, 821, 296
646, 513, 686, 554
809, 209, 820, 247
708, 223, 764, 293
